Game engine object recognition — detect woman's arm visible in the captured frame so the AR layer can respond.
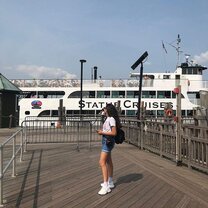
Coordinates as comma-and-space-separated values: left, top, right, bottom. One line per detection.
97, 126, 117, 136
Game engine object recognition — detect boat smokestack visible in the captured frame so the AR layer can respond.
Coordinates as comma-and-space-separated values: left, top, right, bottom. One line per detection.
94, 66, 98, 81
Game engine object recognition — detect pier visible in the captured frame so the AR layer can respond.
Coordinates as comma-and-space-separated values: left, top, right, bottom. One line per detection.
0, 117, 208, 207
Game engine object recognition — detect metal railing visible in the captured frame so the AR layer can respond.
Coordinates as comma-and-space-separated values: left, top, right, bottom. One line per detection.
21, 116, 103, 150
0, 128, 27, 206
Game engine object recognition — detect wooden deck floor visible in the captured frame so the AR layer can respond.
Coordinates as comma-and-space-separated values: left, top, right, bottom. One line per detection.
3, 142, 208, 208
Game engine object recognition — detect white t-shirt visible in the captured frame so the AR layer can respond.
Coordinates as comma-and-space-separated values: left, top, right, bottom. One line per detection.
103, 117, 116, 132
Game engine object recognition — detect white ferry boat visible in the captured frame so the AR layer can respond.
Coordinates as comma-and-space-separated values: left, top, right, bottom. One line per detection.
11, 59, 208, 125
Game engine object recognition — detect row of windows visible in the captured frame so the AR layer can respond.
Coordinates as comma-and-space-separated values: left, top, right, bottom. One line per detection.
69, 90, 184, 99
21, 91, 65, 99
182, 68, 202, 75
31, 109, 193, 117
21, 90, 185, 99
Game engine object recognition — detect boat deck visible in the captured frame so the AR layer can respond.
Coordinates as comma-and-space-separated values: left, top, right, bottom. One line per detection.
3, 142, 208, 208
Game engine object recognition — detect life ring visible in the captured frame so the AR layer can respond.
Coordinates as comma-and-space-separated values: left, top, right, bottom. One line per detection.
165, 109, 173, 117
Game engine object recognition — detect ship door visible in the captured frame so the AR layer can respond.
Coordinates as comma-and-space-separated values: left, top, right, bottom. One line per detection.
175, 75, 180, 86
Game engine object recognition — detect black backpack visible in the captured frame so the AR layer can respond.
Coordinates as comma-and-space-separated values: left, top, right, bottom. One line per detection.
115, 128, 125, 144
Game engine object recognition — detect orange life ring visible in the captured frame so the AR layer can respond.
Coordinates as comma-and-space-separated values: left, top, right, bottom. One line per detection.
165, 109, 173, 117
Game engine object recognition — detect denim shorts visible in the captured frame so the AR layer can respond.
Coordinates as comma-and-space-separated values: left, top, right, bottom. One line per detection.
102, 135, 115, 153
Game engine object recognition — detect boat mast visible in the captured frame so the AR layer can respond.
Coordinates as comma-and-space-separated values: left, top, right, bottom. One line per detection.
169, 34, 183, 67
176, 34, 181, 66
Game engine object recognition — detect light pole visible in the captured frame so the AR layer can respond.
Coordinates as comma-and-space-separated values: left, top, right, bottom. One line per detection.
80, 59, 86, 117
131, 51, 148, 120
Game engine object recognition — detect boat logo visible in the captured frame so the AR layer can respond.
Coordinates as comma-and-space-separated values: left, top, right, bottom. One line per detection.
31, 100, 42, 109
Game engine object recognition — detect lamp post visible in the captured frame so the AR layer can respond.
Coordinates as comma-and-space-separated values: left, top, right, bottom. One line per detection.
131, 51, 148, 120
80, 59, 86, 118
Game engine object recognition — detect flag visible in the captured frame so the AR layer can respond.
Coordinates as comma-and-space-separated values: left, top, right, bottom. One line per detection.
162, 41, 168, 54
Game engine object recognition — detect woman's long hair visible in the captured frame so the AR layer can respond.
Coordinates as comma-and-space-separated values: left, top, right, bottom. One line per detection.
106, 104, 121, 128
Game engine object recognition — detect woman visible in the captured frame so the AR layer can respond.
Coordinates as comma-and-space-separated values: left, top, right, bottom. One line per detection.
96, 104, 121, 195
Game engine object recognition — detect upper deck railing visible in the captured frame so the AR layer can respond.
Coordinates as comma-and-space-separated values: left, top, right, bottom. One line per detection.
10, 78, 208, 89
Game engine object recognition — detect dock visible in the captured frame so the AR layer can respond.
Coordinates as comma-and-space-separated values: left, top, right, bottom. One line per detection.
2, 141, 208, 208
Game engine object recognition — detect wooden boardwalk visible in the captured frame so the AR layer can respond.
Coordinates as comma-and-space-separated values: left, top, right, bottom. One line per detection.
2, 142, 208, 208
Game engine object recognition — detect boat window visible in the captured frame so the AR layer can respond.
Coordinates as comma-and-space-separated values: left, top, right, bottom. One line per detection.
126, 91, 134, 98
182, 68, 186, 74
68, 91, 80, 98
187, 92, 200, 99
82, 110, 95, 115
188, 68, 192, 74
181, 110, 186, 116
187, 110, 193, 116
172, 91, 176, 98
68, 91, 95, 98
126, 110, 136, 116
38, 110, 50, 117
126, 91, 139, 98
66, 110, 96, 115
112, 91, 125, 98
193, 68, 198, 74
157, 110, 164, 116
39, 91, 65, 98
97, 91, 110, 98
142, 91, 156, 98
25, 111, 30, 115
83, 91, 90, 98
20, 91, 37, 98
146, 110, 156, 116
143, 75, 155, 79
89, 91, 95, 98
75, 91, 95, 98
198, 69, 202, 75
157, 91, 171, 98
66, 110, 80, 115
163, 75, 170, 79
52, 110, 58, 117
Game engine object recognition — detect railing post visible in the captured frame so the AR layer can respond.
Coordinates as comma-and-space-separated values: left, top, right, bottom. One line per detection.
20, 130, 23, 162
140, 121, 144, 150
128, 120, 130, 144
188, 134, 192, 169
0, 145, 3, 206
89, 122, 92, 151
12, 136, 16, 177
77, 122, 80, 152
24, 126, 27, 152
176, 85, 182, 166
159, 124, 163, 157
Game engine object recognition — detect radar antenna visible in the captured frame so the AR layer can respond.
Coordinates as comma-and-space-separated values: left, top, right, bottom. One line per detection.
185, 54, 191, 64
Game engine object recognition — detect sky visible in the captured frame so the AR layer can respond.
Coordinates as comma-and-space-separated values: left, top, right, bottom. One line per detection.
0, 0, 208, 80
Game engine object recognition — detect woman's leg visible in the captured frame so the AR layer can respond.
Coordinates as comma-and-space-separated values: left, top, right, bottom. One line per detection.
99, 151, 109, 182
107, 152, 113, 178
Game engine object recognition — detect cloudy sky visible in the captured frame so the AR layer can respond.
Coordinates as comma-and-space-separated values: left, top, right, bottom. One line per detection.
0, 0, 208, 80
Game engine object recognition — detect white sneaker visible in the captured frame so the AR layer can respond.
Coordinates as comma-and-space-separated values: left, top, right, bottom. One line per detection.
98, 186, 111, 195
101, 181, 115, 189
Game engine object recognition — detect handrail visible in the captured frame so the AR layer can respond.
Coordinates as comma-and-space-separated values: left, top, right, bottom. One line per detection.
0, 128, 26, 206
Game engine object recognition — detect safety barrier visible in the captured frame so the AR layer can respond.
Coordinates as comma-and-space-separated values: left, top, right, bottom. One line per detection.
0, 128, 26, 206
